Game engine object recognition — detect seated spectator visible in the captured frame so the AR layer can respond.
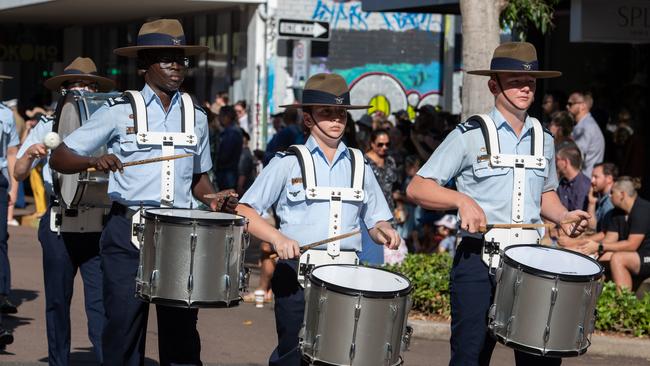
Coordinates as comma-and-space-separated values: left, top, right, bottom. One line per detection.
435, 214, 458, 257
548, 111, 574, 148
556, 144, 591, 211
578, 177, 650, 290
587, 162, 618, 232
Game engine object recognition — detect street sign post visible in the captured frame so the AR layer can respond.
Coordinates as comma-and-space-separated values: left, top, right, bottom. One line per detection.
278, 19, 330, 41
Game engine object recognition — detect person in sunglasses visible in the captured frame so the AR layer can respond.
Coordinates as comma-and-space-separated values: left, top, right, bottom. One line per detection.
50, 19, 237, 366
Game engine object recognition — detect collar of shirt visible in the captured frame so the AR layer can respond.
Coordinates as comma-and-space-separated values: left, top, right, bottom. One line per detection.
489, 108, 533, 142
304, 135, 350, 167
140, 83, 181, 113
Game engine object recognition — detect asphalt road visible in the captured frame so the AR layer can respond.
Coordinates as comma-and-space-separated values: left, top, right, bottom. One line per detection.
0, 225, 648, 365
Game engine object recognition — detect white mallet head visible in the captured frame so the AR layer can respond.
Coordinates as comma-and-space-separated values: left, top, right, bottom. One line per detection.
43, 132, 61, 149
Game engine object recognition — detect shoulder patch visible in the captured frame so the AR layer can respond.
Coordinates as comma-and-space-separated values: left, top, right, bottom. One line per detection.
193, 104, 207, 115
457, 119, 481, 133
107, 96, 129, 107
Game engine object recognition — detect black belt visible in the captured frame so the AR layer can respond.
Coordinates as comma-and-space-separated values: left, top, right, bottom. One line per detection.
457, 237, 484, 255
109, 202, 139, 219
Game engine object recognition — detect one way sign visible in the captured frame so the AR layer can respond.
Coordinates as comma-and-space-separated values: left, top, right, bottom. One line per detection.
278, 19, 330, 41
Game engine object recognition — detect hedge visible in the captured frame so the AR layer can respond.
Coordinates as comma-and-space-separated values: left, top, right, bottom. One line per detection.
387, 253, 650, 337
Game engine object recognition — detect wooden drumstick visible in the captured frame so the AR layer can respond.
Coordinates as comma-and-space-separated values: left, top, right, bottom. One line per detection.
474, 218, 585, 233
268, 229, 361, 260
86, 153, 193, 172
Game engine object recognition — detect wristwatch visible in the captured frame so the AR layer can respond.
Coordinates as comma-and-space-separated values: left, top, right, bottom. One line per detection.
597, 241, 604, 256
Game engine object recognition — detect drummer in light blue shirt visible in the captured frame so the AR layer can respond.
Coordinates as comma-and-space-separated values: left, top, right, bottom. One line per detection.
49, 19, 237, 366
237, 73, 400, 366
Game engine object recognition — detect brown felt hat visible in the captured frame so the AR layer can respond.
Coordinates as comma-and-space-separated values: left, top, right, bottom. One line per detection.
280, 73, 370, 110
114, 19, 208, 58
467, 42, 561, 79
44, 57, 115, 92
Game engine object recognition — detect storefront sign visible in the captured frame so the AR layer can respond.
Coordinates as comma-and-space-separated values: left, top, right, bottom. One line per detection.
0, 43, 59, 62
571, 0, 650, 43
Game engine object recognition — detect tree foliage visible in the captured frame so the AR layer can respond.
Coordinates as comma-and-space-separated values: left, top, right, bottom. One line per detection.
500, 0, 561, 40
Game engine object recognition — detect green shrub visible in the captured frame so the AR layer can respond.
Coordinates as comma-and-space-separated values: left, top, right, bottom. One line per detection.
386, 253, 452, 319
388, 254, 650, 337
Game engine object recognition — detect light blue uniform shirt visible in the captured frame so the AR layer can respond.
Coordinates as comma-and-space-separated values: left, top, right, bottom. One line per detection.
0, 103, 19, 179
62, 84, 212, 208
417, 108, 558, 236
16, 115, 55, 197
241, 135, 392, 251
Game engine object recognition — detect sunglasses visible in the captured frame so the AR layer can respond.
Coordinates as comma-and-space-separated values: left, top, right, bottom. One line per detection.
375, 142, 391, 148
152, 55, 190, 69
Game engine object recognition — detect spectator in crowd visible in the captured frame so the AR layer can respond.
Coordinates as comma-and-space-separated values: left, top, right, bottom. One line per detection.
342, 112, 359, 149
215, 105, 243, 190
541, 90, 565, 125
556, 144, 591, 211
611, 109, 645, 179
365, 129, 399, 213
263, 108, 304, 165
579, 177, 650, 290
394, 155, 421, 252
587, 162, 618, 231
237, 129, 256, 196
567, 91, 605, 176
548, 111, 574, 148
355, 114, 372, 152
234, 100, 249, 133
435, 214, 458, 257
20, 108, 49, 218
208, 91, 228, 115
410, 105, 446, 162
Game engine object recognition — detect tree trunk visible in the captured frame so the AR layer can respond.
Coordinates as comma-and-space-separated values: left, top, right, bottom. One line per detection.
460, 0, 508, 120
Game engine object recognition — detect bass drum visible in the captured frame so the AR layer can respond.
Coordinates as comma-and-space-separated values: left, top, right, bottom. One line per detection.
52, 91, 119, 209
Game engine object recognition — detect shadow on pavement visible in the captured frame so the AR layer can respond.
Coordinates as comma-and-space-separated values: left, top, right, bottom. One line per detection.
10, 288, 39, 307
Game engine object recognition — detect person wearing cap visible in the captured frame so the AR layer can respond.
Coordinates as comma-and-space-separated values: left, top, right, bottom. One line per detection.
49, 19, 237, 366
406, 42, 590, 366
14, 57, 113, 365
435, 214, 458, 256
236, 73, 400, 366
0, 73, 19, 319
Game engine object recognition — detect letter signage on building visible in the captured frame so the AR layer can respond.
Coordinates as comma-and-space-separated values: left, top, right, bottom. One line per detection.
571, 0, 650, 43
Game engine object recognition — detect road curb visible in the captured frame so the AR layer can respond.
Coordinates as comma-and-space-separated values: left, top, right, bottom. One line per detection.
408, 319, 650, 360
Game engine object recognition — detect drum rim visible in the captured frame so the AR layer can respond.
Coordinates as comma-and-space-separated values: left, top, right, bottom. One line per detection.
492, 333, 587, 358
502, 244, 604, 282
142, 208, 247, 226
308, 264, 412, 299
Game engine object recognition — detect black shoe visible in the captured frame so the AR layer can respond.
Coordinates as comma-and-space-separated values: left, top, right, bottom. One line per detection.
0, 299, 17, 314
0, 328, 13, 346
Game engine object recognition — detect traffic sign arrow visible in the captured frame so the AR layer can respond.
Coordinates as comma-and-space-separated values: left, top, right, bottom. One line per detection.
278, 19, 330, 41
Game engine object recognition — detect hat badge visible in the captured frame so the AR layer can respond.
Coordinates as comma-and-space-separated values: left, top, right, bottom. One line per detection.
522, 63, 532, 71
334, 96, 344, 104
172, 38, 181, 45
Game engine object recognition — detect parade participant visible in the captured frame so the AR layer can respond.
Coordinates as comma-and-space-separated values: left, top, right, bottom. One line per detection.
13, 57, 113, 365
0, 73, 19, 317
406, 42, 589, 366
236, 73, 400, 366
50, 19, 237, 366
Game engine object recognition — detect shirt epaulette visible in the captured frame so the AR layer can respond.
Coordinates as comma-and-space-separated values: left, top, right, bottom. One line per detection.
38, 115, 54, 124
543, 126, 553, 137
193, 104, 207, 115
275, 150, 296, 158
107, 96, 129, 107
457, 119, 482, 133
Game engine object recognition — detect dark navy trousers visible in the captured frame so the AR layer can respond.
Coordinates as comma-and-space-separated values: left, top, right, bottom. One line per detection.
0, 174, 10, 297
38, 208, 104, 365
101, 210, 202, 366
450, 238, 561, 366
269, 260, 308, 366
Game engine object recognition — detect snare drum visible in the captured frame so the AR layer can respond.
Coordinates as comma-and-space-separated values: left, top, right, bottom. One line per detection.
52, 90, 118, 209
136, 208, 249, 308
489, 245, 603, 357
301, 265, 412, 366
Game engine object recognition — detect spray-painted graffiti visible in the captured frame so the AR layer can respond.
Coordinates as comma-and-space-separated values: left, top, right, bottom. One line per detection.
345, 72, 441, 121
311, 0, 442, 32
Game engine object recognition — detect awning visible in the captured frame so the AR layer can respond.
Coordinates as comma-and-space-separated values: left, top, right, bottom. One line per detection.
361, 0, 460, 14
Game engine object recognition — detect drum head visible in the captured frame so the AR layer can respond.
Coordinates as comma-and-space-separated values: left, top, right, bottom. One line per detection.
143, 208, 246, 226
504, 245, 603, 281
310, 265, 411, 298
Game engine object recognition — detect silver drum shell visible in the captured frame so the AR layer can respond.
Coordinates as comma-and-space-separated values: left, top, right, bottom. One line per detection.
301, 265, 411, 366
489, 245, 603, 357
136, 210, 247, 308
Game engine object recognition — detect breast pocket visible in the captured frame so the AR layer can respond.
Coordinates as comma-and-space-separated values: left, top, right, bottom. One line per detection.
529, 165, 549, 199
283, 184, 312, 225
118, 135, 153, 157
472, 161, 509, 180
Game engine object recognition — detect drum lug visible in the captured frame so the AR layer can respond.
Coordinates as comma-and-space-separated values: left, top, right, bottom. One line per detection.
224, 274, 231, 295
349, 298, 362, 363
349, 343, 356, 362
187, 274, 194, 294
390, 304, 398, 319
318, 296, 327, 312
150, 270, 159, 291
495, 267, 503, 283
384, 343, 393, 364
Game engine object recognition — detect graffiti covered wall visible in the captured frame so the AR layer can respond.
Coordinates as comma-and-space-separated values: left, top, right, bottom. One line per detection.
271, 0, 449, 119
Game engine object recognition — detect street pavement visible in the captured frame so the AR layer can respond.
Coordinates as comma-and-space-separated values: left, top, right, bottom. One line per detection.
0, 225, 648, 365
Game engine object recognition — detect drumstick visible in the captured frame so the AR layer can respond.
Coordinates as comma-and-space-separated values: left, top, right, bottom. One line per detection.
475, 218, 586, 233
269, 229, 361, 259
86, 153, 192, 172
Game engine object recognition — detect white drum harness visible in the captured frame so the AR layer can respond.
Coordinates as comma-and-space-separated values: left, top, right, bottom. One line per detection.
123, 90, 196, 249
468, 114, 546, 268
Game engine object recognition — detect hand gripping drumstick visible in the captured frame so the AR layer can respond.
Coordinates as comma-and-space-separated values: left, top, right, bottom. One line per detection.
86, 153, 193, 172
269, 229, 362, 260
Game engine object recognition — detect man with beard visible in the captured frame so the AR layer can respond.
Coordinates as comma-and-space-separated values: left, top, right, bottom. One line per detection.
50, 19, 237, 366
